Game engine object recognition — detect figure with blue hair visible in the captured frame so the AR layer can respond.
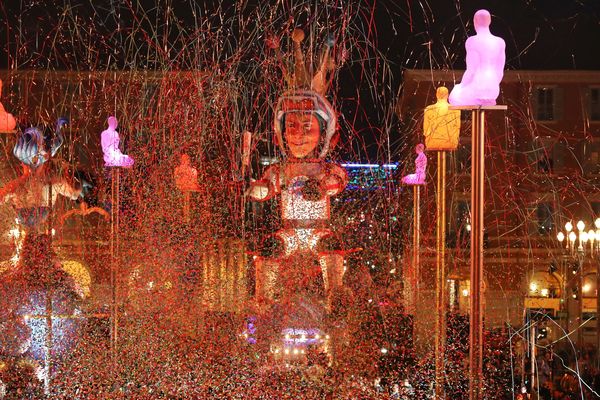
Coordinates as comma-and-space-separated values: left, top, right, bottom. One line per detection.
0, 118, 83, 230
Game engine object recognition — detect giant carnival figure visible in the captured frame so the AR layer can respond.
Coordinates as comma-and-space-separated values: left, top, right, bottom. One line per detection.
248, 29, 348, 335
0, 118, 85, 394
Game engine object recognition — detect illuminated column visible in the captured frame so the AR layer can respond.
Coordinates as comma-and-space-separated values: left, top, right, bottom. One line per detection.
434, 150, 447, 400
450, 105, 507, 400
413, 186, 421, 315
597, 262, 600, 369
109, 168, 121, 358
254, 257, 279, 302
577, 250, 584, 347
218, 241, 226, 310
227, 243, 234, 311
401, 144, 428, 319
208, 246, 218, 308
234, 241, 247, 313
402, 179, 424, 358
201, 249, 209, 306
470, 108, 485, 400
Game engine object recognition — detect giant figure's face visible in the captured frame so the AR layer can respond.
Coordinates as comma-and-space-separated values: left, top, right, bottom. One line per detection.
284, 113, 321, 159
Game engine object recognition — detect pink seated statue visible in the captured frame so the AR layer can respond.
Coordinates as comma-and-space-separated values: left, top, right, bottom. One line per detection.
174, 154, 201, 192
401, 144, 427, 185
449, 9, 505, 106
101, 116, 134, 167
0, 79, 16, 132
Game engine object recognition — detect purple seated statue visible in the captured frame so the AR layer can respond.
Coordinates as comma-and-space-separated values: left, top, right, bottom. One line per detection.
101, 116, 134, 168
449, 9, 505, 106
401, 144, 427, 185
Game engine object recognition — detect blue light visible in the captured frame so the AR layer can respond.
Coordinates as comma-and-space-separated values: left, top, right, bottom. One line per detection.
19, 290, 81, 362
340, 163, 398, 169
341, 163, 379, 168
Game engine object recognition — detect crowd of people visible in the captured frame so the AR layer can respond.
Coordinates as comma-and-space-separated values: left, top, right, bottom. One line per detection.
2, 305, 599, 399
0, 319, 500, 398
533, 345, 600, 400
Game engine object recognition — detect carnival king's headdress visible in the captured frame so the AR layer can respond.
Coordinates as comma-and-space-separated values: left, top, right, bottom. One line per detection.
271, 28, 339, 159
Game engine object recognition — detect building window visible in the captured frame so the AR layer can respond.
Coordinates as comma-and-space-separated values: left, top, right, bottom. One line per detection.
534, 86, 563, 122
590, 87, 600, 121
527, 271, 561, 298
537, 88, 554, 120
532, 136, 568, 174
537, 151, 553, 174
582, 140, 600, 176
592, 201, 600, 216
536, 202, 553, 235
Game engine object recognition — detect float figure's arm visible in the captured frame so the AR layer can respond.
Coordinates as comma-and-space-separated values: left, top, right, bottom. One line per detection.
321, 163, 348, 196
247, 165, 279, 202
52, 181, 82, 200
51, 171, 83, 201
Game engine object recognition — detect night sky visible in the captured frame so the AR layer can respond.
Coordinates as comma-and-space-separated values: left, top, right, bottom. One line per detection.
0, 0, 599, 160
2, 0, 599, 70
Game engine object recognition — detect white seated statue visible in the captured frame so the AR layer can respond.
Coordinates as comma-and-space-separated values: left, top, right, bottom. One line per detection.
449, 9, 505, 106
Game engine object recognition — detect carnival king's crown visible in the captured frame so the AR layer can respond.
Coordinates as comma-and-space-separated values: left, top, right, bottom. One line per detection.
273, 28, 336, 96
270, 28, 339, 159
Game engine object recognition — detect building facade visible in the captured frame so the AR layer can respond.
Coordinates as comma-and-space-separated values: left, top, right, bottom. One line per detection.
399, 70, 600, 350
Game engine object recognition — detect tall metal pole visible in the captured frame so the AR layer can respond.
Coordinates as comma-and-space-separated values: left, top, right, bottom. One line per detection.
562, 256, 570, 342
45, 142, 55, 395
435, 151, 447, 399
469, 108, 485, 400
110, 168, 120, 359
413, 185, 421, 315
596, 255, 600, 368
530, 323, 536, 395
577, 251, 584, 348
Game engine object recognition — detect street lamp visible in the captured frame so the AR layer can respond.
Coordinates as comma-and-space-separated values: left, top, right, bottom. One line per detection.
558, 219, 600, 255
557, 218, 600, 355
